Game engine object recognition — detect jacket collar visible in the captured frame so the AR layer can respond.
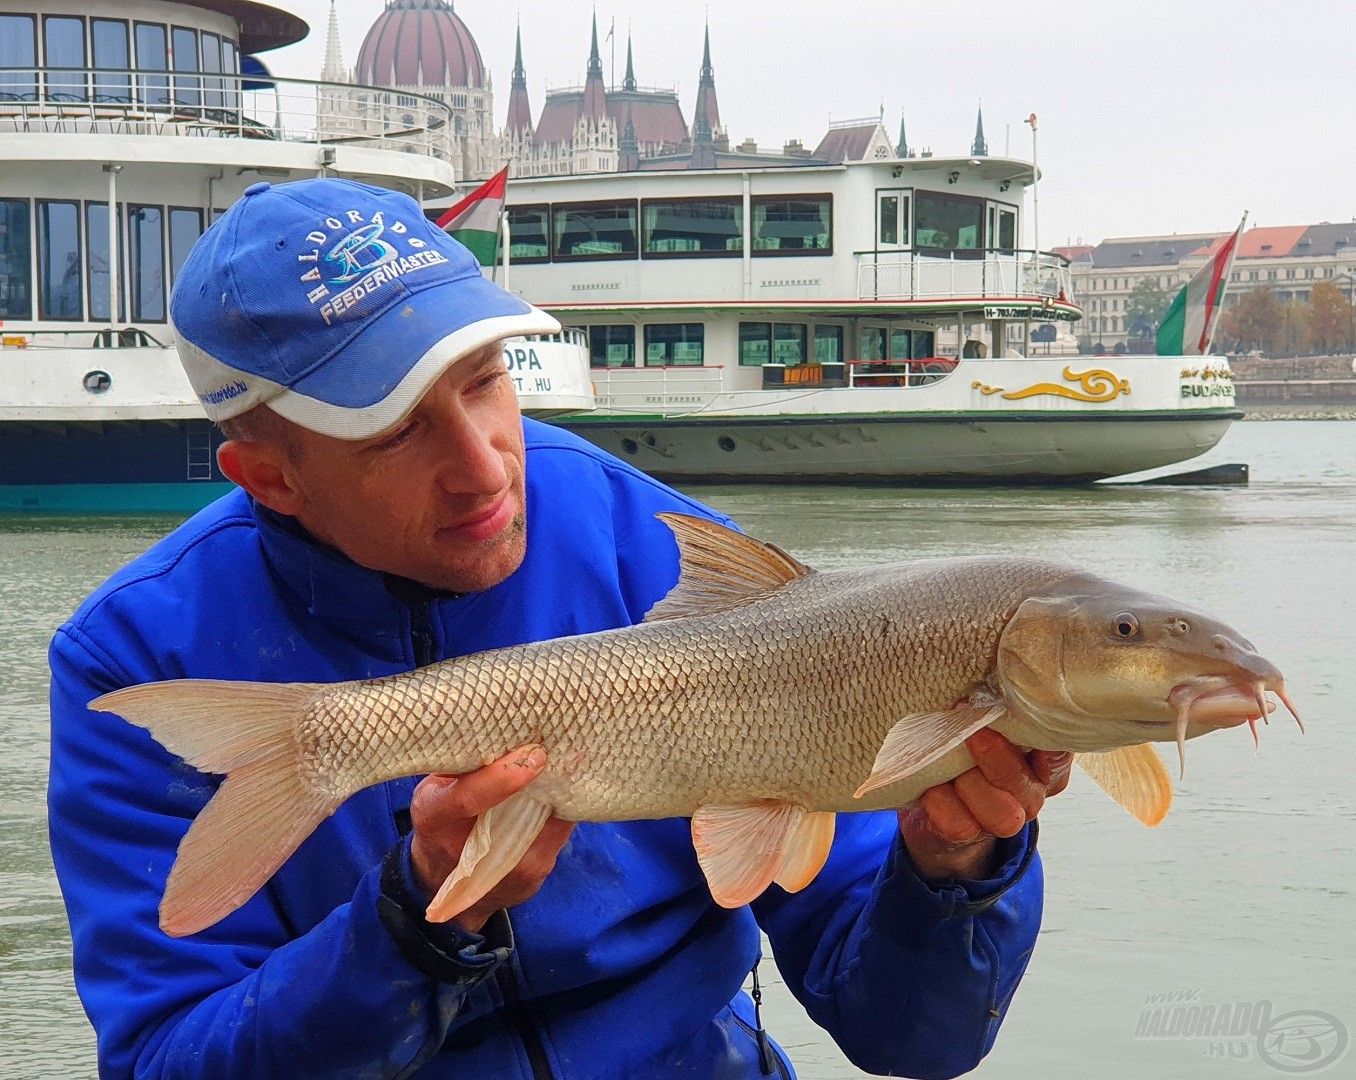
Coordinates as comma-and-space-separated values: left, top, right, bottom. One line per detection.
252, 501, 452, 623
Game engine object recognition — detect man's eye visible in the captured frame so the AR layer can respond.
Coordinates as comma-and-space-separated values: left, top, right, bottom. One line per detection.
377, 422, 416, 449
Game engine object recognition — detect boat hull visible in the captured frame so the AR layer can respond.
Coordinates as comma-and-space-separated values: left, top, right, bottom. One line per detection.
555, 409, 1240, 484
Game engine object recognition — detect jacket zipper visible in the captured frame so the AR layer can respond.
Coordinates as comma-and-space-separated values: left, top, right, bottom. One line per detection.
495, 912, 554, 1080
407, 606, 552, 1078
410, 602, 437, 668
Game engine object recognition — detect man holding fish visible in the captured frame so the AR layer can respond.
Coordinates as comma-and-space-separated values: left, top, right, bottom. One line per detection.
49, 180, 1290, 1079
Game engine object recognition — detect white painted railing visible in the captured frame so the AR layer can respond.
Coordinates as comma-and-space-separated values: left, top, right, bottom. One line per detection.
587, 364, 727, 415
0, 68, 454, 162
857, 249, 1073, 303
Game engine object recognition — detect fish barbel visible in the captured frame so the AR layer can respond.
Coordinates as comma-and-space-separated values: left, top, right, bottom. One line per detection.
93, 514, 1301, 937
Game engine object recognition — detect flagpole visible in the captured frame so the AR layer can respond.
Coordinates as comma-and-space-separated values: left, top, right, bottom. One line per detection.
500, 208, 512, 294
1202, 211, 1248, 355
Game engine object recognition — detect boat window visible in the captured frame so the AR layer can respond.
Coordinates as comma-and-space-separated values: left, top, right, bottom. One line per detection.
201, 32, 222, 109
37, 200, 84, 320
912, 329, 937, 358
0, 15, 38, 100
128, 205, 165, 322
221, 39, 239, 110
553, 201, 638, 260
889, 328, 912, 360
507, 205, 550, 263
642, 198, 742, 257
85, 202, 125, 323
987, 203, 1017, 252
913, 191, 983, 253
751, 195, 831, 255
588, 325, 635, 368
135, 23, 169, 107
859, 327, 886, 361
814, 325, 843, 363
171, 26, 200, 108
43, 16, 87, 102
92, 19, 131, 104
739, 322, 771, 366
773, 323, 807, 364
168, 208, 203, 286
644, 323, 704, 366
0, 199, 34, 320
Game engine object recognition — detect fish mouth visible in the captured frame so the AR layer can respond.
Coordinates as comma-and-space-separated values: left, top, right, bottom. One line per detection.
1165, 677, 1303, 776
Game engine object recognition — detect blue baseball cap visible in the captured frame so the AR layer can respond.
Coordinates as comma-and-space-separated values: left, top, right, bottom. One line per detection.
170, 178, 559, 440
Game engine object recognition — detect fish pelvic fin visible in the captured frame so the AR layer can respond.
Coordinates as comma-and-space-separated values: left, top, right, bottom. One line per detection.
645, 513, 815, 622
853, 702, 1006, 800
1076, 744, 1173, 827
692, 803, 836, 908
425, 790, 552, 923
90, 679, 337, 937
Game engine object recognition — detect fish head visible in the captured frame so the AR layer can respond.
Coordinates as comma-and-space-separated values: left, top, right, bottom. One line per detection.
995, 576, 1299, 767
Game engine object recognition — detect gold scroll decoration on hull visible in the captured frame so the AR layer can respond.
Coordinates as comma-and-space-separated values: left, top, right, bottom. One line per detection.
971, 368, 1131, 403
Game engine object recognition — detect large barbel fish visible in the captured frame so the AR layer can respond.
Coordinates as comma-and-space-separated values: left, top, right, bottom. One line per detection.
94, 514, 1301, 938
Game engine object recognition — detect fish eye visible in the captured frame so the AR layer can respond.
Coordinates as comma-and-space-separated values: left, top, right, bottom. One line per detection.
1113, 613, 1141, 639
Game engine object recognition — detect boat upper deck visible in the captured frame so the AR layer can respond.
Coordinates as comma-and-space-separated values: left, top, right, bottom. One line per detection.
500, 159, 1080, 320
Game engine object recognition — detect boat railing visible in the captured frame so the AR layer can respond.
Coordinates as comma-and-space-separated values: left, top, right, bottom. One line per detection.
0, 68, 454, 162
0, 326, 168, 350
587, 364, 726, 415
518, 327, 590, 348
847, 358, 959, 389
856, 249, 1072, 303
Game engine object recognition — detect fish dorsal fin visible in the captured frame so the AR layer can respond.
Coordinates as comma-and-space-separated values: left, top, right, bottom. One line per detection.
645, 513, 815, 622
1076, 744, 1173, 827
853, 703, 1006, 800
691, 802, 836, 907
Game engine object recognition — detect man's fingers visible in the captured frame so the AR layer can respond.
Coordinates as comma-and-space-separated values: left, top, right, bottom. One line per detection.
411, 744, 547, 828
917, 784, 984, 845
952, 768, 1029, 837
1031, 750, 1074, 795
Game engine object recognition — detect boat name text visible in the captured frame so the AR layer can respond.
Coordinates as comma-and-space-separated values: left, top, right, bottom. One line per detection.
760, 278, 821, 288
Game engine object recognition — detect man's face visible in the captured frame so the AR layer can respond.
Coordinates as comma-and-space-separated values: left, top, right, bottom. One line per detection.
276, 343, 528, 593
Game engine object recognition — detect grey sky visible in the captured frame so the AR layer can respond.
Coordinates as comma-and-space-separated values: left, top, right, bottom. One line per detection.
271, 1, 1355, 246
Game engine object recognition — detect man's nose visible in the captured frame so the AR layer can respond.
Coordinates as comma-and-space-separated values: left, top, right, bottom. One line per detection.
432, 414, 508, 494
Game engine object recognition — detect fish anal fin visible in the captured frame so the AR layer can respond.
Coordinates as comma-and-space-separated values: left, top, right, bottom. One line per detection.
425, 791, 552, 923
646, 513, 815, 622
693, 801, 828, 908
772, 810, 836, 893
854, 702, 1006, 800
1077, 744, 1173, 827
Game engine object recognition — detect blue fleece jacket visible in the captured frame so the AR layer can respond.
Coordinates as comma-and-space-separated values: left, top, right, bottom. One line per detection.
48, 419, 1042, 1079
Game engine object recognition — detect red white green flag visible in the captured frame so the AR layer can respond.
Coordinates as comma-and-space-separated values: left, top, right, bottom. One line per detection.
1156, 216, 1246, 356
436, 166, 508, 267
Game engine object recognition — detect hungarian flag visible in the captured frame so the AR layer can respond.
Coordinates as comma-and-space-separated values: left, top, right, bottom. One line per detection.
1156, 217, 1245, 356
436, 166, 508, 267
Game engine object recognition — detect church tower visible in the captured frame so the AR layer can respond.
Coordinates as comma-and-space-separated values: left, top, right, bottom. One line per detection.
971, 104, 988, 156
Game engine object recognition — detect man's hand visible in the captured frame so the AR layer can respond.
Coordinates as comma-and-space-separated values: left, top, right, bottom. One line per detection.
409, 746, 574, 934
899, 729, 1072, 882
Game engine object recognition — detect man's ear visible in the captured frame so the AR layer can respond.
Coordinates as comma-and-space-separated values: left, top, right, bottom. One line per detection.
217, 440, 306, 517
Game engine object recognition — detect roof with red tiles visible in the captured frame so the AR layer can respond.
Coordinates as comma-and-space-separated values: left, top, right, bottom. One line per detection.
533, 90, 688, 148
811, 123, 879, 164
355, 0, 485, 89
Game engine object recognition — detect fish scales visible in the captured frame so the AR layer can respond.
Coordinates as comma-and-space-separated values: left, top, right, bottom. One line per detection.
302, 556, 1075, 820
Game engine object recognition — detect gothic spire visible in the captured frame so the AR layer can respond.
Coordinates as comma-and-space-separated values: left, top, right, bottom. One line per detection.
583, 11, 607, 120
971, 104, 988, 156
506, 22, 533, 135
321, 0, 346, 83
623, 29, 636, 92
896, 114, 910, 158
693, 19, 721, 144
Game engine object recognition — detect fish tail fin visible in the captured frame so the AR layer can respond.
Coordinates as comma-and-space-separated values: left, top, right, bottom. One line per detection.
90, 680, 337, 937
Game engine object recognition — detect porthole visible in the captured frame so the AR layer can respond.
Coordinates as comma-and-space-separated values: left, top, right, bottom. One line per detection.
620, 438, 639, 455
83, 370, 112, 394
718, 436, 736, 453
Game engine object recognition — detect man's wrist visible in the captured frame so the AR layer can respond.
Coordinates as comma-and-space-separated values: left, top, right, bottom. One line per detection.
376, 836, 514, 984
897, 820, 1039, 917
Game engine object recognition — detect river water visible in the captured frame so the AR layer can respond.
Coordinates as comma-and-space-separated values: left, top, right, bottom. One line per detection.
2, 420, 1352, 1078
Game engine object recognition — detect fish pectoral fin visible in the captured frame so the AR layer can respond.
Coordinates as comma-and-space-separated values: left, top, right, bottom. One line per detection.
853, 703, 1006, 800
645, 513, 815, 622
1076, 744, 1173, 827
424, 791, 552, 923
692, 802, 833, 907
772, 810, 836, 893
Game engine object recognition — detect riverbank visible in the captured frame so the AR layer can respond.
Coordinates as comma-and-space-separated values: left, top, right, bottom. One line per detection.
1231, 353, 1356, 419
1242, 404, 1356, 420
